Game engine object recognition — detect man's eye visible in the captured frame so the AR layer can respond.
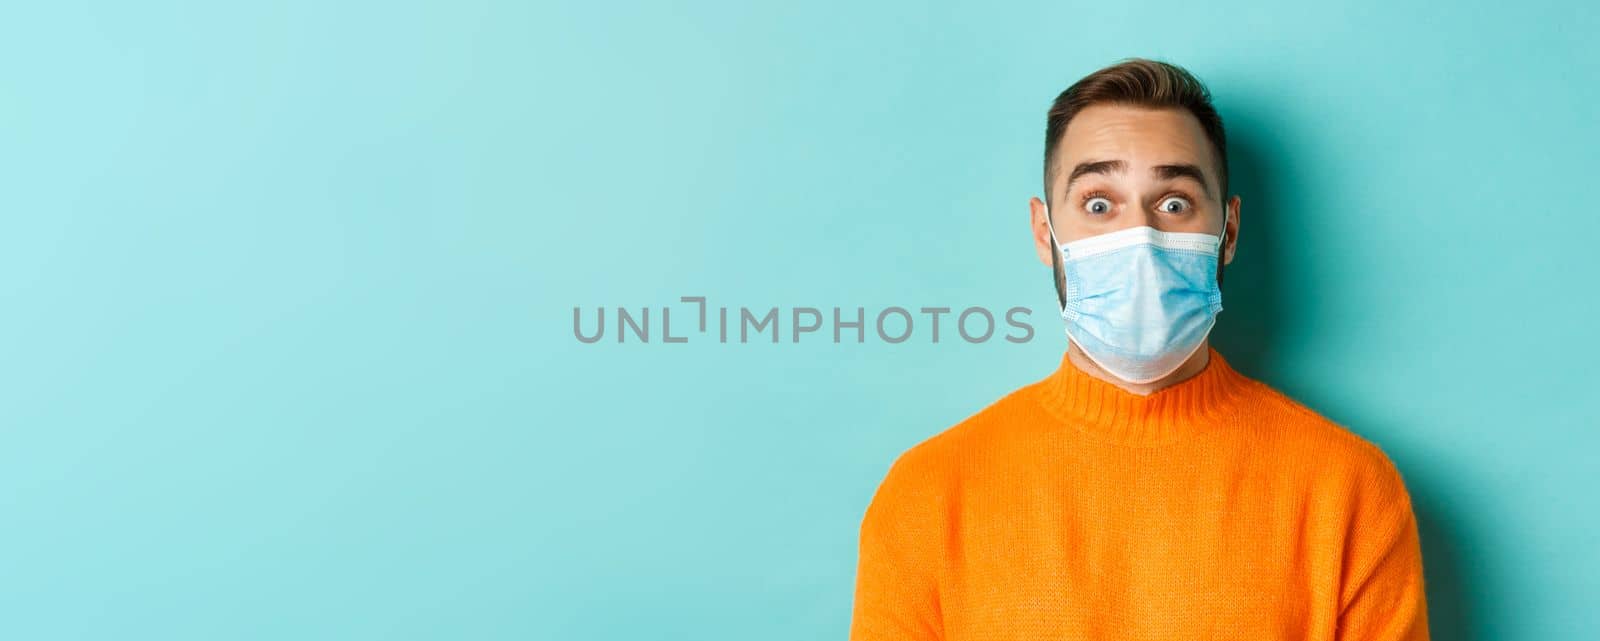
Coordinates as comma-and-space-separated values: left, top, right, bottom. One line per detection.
1083, 196, 1113, 215
1157, 196, 1191, 213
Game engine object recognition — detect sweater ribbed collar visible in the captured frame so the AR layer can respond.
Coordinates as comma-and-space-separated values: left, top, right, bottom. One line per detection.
1034, 345, 1255, 446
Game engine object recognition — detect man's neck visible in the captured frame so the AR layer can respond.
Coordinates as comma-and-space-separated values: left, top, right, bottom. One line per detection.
1065, 340, 1212, 396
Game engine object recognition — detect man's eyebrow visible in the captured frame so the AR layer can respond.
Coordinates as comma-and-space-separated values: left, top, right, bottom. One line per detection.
1064, 159, 1127, 195
1062, 159, 1217, 201
1152, 163, 1214, 200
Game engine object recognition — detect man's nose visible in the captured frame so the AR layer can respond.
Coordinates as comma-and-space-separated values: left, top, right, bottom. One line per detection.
1130, 206, 1159, 230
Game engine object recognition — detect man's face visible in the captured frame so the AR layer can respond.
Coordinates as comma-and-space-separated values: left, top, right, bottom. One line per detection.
1030, 104, 1240, 268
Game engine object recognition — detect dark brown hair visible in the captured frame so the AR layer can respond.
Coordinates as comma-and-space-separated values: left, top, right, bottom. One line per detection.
1044, 58, 1228, 205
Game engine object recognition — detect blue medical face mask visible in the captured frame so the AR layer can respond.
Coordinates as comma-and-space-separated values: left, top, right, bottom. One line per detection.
1043, 204, 1228, 384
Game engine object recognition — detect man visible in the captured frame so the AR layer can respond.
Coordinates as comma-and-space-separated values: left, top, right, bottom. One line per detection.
849, 59, 1429, 640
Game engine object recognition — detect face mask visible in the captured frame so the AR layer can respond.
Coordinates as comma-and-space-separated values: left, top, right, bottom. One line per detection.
1043, 204, 1228, 384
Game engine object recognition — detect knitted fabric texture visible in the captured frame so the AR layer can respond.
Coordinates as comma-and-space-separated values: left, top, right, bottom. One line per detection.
849, 346, 1429, 640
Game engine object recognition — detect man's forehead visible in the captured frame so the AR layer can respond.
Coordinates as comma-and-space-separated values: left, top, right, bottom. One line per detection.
1050, 104, 1222, 198
1057, 104, 1210, 165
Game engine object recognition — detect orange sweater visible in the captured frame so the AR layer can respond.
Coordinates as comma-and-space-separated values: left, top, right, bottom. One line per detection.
850, 346, 1428, 640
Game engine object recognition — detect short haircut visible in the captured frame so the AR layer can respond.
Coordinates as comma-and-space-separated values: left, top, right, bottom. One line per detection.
1043, 58, 1229, 205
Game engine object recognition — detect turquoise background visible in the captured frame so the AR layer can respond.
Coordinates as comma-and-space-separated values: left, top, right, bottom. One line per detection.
2, 0, 1595, 638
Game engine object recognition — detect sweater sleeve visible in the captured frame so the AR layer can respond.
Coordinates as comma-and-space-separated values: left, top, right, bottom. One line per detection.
849, 451, 944, 641
1336, 450, 1431, 641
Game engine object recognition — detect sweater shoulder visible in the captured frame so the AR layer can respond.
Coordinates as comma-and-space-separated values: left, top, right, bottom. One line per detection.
876, 380, 1040, 487
1239, 378, 1414, 502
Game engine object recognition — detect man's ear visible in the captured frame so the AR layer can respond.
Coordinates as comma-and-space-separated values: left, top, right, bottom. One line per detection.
1030, 196, 1053, 267
1222, 195, 1242, 266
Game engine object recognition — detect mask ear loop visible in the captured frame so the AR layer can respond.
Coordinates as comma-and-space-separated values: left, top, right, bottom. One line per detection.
1042, 202, 1068, 310
1218, 200, 1230, 249
1215, 198, 1231, 290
